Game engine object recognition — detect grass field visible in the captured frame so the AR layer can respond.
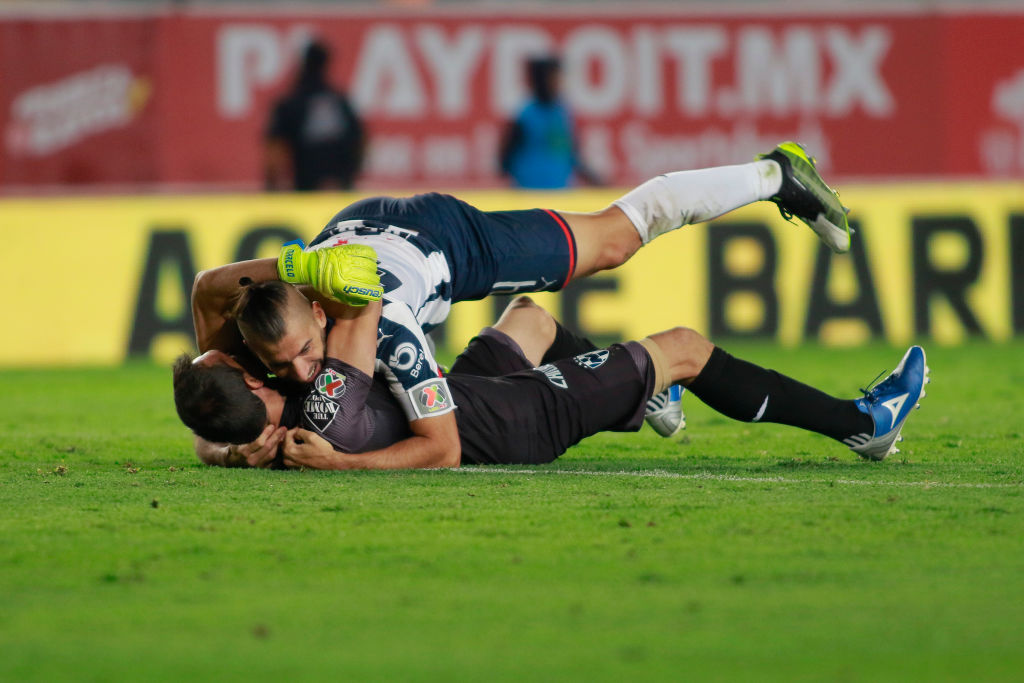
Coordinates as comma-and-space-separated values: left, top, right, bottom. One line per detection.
1, 341, 1022, 681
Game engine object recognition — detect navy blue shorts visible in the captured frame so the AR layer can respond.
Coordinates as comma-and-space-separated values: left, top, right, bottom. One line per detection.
313, 193, 577, 302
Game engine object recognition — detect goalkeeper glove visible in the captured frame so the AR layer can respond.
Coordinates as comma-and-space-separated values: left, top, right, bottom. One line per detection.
277, 240, 383, 306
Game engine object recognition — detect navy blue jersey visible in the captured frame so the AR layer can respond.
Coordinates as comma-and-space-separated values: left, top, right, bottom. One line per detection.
310, 193, 577, 302
305, 192, 577, 421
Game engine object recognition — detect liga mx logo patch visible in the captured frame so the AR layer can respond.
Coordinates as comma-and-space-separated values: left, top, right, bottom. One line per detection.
573, 349, 609, 370
315, 369, 347, 399
418, 382, 451, 413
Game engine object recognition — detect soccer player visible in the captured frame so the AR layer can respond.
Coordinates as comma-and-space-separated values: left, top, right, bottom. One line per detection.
175, 290, 927, 470
193, 141, 850, 464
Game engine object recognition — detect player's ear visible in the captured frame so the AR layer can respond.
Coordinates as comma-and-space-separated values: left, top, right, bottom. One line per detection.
311, 300, 327, 328
242, 372, 264, 389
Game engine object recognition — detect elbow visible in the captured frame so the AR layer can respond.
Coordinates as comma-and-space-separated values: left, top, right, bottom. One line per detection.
192, 268, 214, 304
439, 435, 461, 469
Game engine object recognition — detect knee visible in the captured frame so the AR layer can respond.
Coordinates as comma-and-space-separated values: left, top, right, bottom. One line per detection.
597, 237, 635, 271
505, 295, 538, 311
593, 206, 640, 270
659, 326, 712, 380
500, 295, 556, 336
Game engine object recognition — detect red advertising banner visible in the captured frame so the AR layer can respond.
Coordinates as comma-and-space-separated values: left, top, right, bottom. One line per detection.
2, 7, 1023, 190
0, 16, 159, 186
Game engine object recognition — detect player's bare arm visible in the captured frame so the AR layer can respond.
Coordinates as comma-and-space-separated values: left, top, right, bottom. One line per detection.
193, 244, 381, 354
192, 258, 279, 353
194, 426, 285, 468
281, 298, 462, 470
282, 413, 460, 470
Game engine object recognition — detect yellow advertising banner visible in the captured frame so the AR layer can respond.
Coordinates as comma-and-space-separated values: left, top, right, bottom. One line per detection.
1, 185, 1021, 366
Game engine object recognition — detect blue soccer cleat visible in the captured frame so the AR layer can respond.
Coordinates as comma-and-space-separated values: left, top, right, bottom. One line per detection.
845, 346, 929, 461
645, 384, 686, 437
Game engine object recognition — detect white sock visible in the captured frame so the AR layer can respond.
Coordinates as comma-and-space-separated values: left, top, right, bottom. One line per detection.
613, 160, 783, 244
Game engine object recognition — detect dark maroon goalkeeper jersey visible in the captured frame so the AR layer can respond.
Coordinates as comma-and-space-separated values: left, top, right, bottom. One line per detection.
280, 329, 655, 465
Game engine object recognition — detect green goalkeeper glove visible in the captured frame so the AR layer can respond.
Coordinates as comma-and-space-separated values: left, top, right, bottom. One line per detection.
277, 240, 383, 307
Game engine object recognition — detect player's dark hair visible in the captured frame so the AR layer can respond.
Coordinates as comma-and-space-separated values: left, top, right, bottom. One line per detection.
172, 354, 267, 444
297, 40, 330, 89
231, 280, 293, 344
527, 55, 560, 103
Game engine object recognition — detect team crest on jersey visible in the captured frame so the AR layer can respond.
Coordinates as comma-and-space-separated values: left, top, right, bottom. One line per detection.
573, 349, 609, 370
304, 393, 339, 433
417, 382, 451, 413
535, 364, 568, 389
315, 369, 347, 399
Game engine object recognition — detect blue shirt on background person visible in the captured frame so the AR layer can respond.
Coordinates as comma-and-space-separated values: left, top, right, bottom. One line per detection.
499, 56, 603, 189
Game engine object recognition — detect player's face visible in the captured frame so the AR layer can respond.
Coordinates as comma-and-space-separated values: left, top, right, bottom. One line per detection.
247, 301, 328, 384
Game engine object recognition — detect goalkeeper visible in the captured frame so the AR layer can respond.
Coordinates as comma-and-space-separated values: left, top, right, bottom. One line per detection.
192, 142, 850, 463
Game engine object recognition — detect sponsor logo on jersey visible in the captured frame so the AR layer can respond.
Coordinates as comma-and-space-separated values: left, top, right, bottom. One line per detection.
417, 382, 451, 413
315, 369, 346, 399
389, 342, 419, 371
535, 364, 568, 389
304, 393, 339, 433
389, 342, 426, 379
573, 349, 610, 370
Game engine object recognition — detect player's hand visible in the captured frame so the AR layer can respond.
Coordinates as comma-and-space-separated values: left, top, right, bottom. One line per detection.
282, 427, 346, 470
277, 240, 383, 306
229, 424, 286, 468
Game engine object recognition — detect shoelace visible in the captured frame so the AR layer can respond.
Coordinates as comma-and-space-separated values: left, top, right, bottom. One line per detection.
773, 203, 795, 222
858, 369, 887, 401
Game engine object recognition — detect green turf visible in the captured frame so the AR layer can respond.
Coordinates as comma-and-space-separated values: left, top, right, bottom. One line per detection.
1, 342, 1022, 681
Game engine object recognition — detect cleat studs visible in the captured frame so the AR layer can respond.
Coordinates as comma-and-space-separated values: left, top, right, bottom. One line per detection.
921, 391, 926, 398
915, 404, 921, 409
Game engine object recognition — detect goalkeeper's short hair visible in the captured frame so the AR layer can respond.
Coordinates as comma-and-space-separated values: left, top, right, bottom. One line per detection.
231, 279, 308, 344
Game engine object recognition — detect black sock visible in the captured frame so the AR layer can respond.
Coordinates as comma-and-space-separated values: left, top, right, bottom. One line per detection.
686, 347, 873, 443
541, 322, 597, 364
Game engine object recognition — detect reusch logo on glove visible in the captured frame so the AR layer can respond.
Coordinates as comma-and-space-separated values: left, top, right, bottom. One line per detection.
343, 285, 383, 298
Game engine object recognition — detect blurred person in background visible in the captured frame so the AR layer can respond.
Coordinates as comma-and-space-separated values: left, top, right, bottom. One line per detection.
499, 55, 602, 189
264, 40, 366, 192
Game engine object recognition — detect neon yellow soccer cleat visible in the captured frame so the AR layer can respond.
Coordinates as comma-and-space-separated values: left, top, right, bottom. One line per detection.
758, 141, 851, 253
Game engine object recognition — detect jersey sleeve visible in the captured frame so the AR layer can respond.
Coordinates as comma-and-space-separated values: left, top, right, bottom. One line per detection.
298, 358, 375, 453
376, 300, 455, 422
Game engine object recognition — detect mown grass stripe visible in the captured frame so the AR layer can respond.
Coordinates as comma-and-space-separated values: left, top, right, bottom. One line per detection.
456, 467, 1023, 488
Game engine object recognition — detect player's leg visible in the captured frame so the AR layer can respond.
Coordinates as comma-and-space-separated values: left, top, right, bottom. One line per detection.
449, 296, 594, 378
562, 157, 778, 278
640, 327, 928, 460
562, 142, 850, 279
465, 296, 683, 438
488, 296, 558, 365
491, 296, 601, 364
